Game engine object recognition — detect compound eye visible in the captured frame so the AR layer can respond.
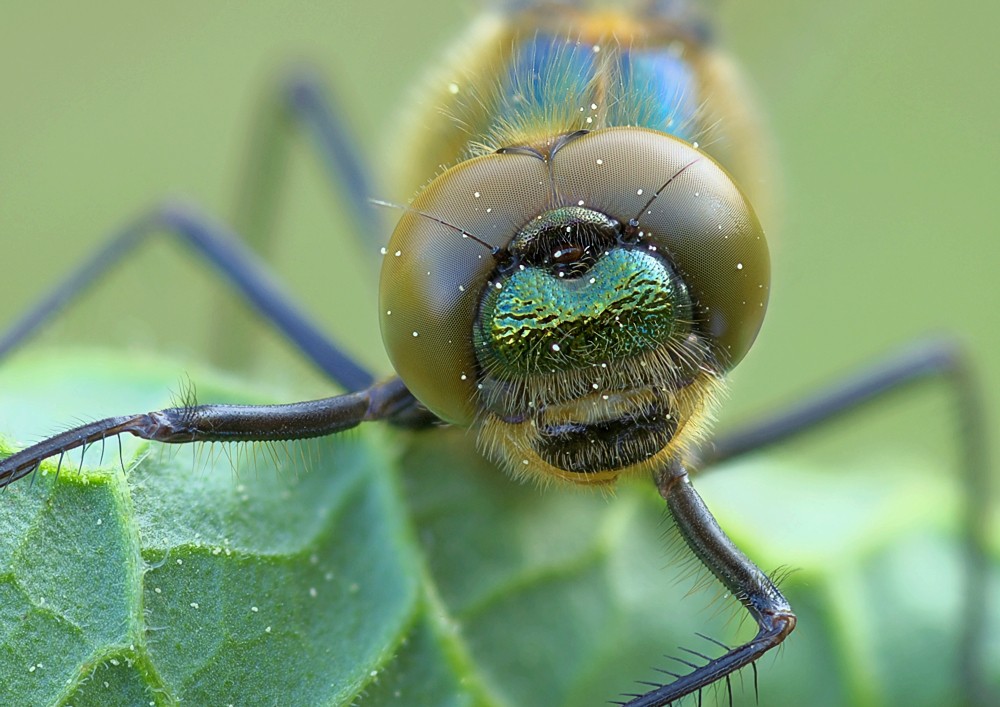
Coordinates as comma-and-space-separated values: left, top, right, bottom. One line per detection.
550, 128, 770, 369
379, 151, 551, 425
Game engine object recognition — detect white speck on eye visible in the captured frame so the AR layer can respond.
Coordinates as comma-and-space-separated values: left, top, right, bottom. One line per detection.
522, 459, 530, 465
310, 587, 318, 598
412, 331, 419, 337
474, 191, 481, 198
265, 625, 272, 633
251, 606, 259, 613
591, 103, 598, 110
693, 141, 700, 148
96, 518, 102, 525
394, 250, 402, 257
448, 82, 460, 94
426, 271, 431, 275
154, 587, 161, 594
592, 44, 601, 52
637, 188, 643, 195
589, 277, 596, 284
176, 559, 183, 565
495, 282, 502, 289
380, 247, 387, 255
596, 158, 603, 165
190, 602, 199, 609
486, 207, 492, 213
602, 394, 609, 400
460, 373, 467, 380
386, 310, 391, 315
592, 383, 599, 389
551, 343, 561, 352
459, 284, 465, 291
585, 116, 593, 124
578, 200, 585, 206
694, 191, 700, 197
737, 262, 744, 270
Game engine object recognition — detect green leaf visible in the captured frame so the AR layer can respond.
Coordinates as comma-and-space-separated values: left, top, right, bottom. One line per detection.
0, 352, 427, 706
0, 351, 997, 706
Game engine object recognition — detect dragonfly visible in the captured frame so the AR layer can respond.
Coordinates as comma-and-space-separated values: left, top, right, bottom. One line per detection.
0, 1, 996, 703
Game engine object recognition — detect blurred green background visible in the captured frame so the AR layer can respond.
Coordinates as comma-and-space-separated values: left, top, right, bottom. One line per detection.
1, 0, 998, 453
0, 0, 997, 702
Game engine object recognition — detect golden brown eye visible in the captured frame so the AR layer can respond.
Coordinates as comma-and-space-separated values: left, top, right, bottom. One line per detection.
379, 127, 768, 426
378, 151, 552, 424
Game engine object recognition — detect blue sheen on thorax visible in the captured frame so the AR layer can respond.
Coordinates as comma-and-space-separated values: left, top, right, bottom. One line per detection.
500, 32, 699, 142
505, 34, 597, 113
616, 48, 698, 140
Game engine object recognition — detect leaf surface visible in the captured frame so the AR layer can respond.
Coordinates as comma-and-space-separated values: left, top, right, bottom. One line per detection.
0, 352, 997, 706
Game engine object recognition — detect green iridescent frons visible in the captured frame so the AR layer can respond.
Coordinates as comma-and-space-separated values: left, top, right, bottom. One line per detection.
474, 248, 689, 376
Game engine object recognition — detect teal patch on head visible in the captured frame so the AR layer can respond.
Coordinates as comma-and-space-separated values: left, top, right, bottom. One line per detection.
474, 248, 689, 377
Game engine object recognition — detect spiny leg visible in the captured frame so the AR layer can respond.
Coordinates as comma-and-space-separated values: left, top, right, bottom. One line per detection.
699, 338, 992, 705
0, 202, 372, 391
0, 377, 421, 490
620, 461, 796, 707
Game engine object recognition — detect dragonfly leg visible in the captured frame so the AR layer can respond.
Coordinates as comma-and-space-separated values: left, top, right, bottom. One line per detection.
0, 202, 374, 391
218, 68, 384, 370
701, 338, 992, 705
620, 461, 795, 707
233, 67, 381, 249
0, 376, 419, 491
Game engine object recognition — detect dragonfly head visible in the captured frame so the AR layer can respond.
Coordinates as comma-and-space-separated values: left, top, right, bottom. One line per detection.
380, 127, 769, 485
